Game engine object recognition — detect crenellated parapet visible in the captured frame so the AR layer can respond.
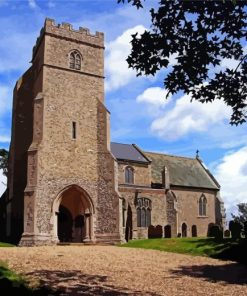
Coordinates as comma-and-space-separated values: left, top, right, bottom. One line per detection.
32, 18, 104, 59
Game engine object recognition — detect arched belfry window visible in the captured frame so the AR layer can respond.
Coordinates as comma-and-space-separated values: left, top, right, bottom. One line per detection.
136, 197, 152, 227
69, 50, 81, 70
125, 166, 134, 184
199, 195, 207, 216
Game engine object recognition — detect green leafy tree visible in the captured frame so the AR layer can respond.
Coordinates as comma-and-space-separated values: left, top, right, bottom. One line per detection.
0, 149, 8, 178
232, 203, 247, 225
118, 0, 247, 124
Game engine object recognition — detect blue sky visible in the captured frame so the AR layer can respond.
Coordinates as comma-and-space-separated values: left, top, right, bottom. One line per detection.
0, 0, 247, 219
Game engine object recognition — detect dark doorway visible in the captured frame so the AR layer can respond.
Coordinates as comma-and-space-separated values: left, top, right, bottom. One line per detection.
192, 225, 197, 237
182, 223, 187, 237
74, 215, 84, 242
58, 205, 73, 242
164, 225, 172, 238
125, 205, 133, 241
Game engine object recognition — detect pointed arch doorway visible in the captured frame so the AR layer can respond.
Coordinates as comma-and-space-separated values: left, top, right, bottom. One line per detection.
53, 185, 94, 243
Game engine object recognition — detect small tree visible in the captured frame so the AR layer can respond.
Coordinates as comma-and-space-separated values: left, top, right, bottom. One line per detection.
0, 149, 8, 178
118, 0, 247, 125
232, 203, 247, 226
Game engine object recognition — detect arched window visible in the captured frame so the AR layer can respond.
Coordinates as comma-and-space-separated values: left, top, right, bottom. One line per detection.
69, 50, 81, 70
125, 166, 134, 184
199, 195, 207, 216
136, 197, 152, 227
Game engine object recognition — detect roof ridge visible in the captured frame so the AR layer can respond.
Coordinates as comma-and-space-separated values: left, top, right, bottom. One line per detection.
145, 150, 195, 160
111, 142, 132, 146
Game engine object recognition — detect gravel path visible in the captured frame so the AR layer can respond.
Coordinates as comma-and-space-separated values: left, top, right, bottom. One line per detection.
0, 245, 247, 295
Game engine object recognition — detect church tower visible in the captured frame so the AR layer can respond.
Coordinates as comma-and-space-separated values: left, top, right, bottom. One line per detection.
7, 19, 121, 245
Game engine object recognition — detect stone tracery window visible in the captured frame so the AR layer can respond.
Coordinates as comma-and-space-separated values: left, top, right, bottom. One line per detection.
199, 195, 207, 216
136, 197, 152, 227
125, 166, 134, 184
69, 50, 81, 70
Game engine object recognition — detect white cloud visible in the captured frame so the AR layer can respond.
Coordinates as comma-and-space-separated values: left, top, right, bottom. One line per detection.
150, 94, 232, 140
105, 25, 146, 92
214, 146, 247, 220
28, 0, 37, 9
0, 169, 6, 197
136, 87, 171, 106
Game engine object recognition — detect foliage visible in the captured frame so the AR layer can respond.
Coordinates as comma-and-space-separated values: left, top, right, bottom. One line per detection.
0, 149, 8, 178
232, 203, 247, 225
118, 0, 247, 125
0, 261, 29, 294
0, 261, 60, 295
120, 237, 247, 264
117, 0, 144, 9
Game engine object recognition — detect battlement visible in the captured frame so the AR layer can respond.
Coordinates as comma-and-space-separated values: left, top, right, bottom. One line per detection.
32, 18, 104, 59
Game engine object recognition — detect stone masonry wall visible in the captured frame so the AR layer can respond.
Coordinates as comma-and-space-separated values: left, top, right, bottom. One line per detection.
118, 162, 151, 187
119, 187, 167, 239
119, 186, 217, 239
169, 187, 216, 237
20, 19, 120, 245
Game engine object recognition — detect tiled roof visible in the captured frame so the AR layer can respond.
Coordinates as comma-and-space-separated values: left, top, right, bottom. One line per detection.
146, 152, 219, 190
111, 142, 150, 163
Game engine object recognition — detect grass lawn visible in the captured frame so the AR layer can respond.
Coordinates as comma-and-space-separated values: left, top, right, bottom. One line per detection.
120, 237, 247, 263
0, 242, 15, 247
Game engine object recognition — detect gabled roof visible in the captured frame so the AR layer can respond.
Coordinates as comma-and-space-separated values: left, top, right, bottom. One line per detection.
111, 142, 150, 164
145, 152, 219, 190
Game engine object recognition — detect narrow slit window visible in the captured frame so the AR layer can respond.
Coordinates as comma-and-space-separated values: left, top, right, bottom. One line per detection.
72, 122, 76, 139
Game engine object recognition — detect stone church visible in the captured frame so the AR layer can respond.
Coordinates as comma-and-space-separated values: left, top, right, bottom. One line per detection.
0, 19, 225, 246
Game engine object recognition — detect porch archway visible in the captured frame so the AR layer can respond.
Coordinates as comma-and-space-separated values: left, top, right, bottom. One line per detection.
52, 185, 94, 243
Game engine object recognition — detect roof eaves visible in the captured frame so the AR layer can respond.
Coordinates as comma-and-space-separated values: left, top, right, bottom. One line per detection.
116, 158, 149, 165
170, 183, 220, 191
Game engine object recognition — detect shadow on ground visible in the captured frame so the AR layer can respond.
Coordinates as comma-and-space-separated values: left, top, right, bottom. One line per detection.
24, 269, 161, 295
170, 262, 247, 285
189, 238, 247, 264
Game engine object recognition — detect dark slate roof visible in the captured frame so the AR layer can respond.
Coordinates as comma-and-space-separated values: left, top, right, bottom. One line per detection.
111, 142, 150, 163
146, 152, 219, 190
